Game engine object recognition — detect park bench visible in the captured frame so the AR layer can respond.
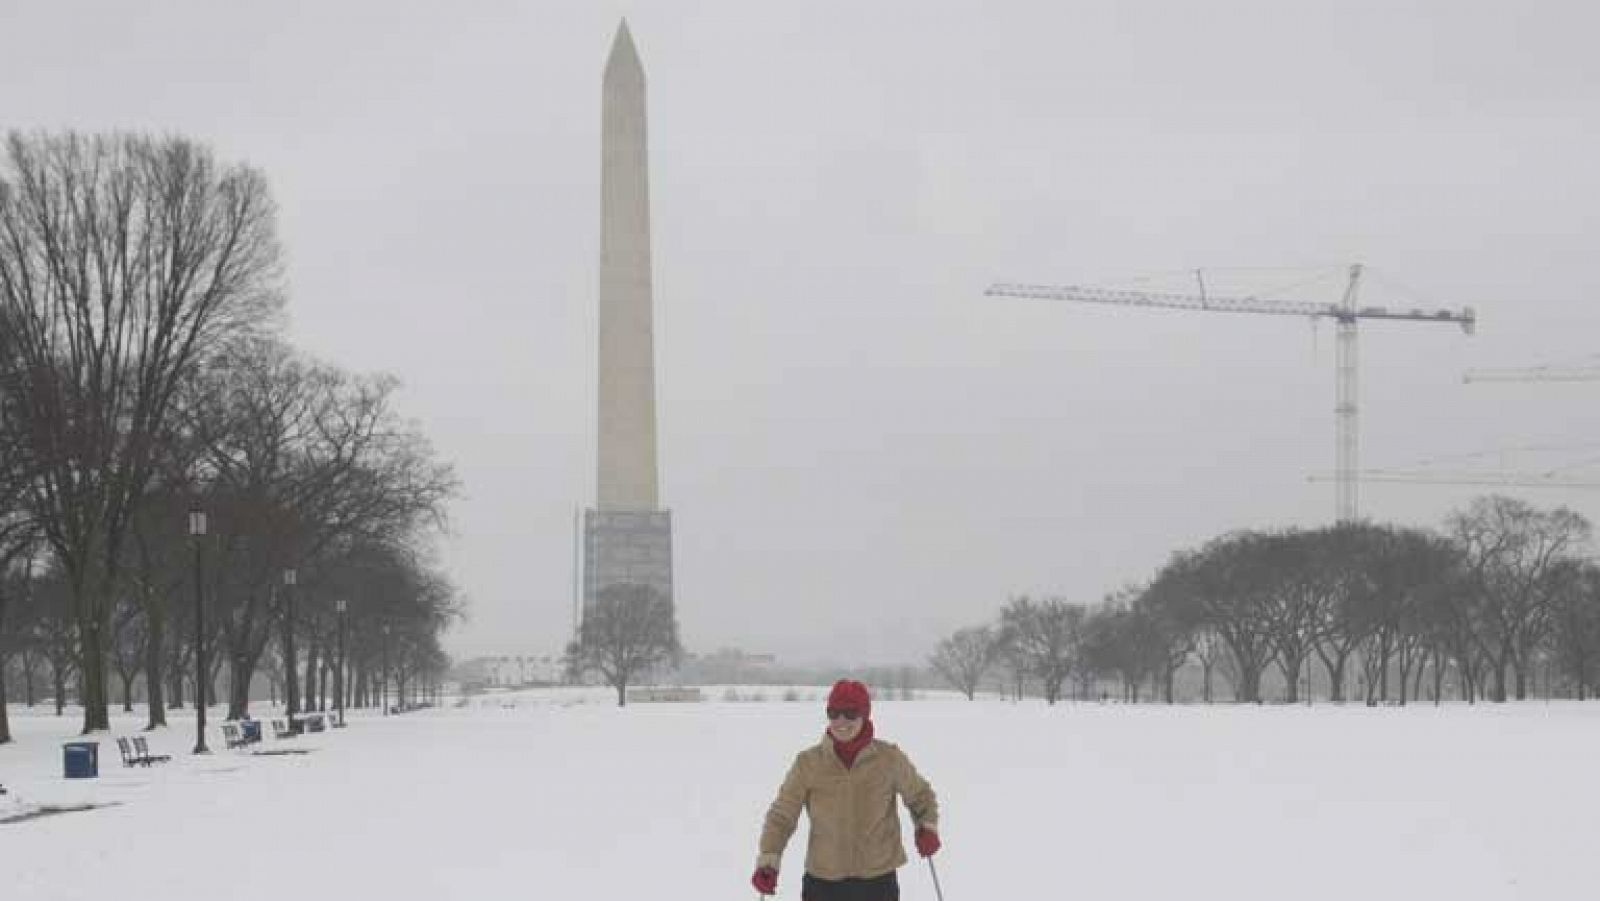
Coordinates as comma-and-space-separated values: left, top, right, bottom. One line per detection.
116, 736, 167, 767
132, 736, 170, 765
221, 723, 248, 749
115, 736, 149, 767
271, 718, 294, 739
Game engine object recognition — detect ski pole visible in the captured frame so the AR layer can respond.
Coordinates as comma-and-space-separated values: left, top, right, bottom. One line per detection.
927, 856, 946, 901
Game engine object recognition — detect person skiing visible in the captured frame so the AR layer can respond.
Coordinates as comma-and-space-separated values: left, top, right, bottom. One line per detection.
751, 679, 940, 899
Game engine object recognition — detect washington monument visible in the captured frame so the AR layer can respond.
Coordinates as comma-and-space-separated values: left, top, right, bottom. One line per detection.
583, 21, 673, 614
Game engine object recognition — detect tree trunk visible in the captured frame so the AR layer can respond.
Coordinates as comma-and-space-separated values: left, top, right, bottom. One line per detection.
0, 655, 10, 744
22, 650, 37, 706
1235, 660, 1264, 703
334, 653, 346, 716
169, 659, 185, 709
144, 603, 167, 729
1316, 643, 1354, 703
0, 593, 10, 742
52, 658, 66, 716
120, 670, 135, 712
319, 659, 330, 711
79, 610, 111, 732
207, 650, 224, 711
228, 653, 255, 720
303, 640, 318, 713
1452, 651, 1472, 703
1280, 654, 1303, 704
283, 615, 300, 721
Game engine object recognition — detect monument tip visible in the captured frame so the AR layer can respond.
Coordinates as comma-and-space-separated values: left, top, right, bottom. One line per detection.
608, 19, 640, 66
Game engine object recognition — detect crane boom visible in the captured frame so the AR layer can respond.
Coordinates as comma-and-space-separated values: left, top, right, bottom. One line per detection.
984, 282, 1475, 331
985, 264, 1476, 522
1464, 365, 1600, 383
1309, 470, 1600, 489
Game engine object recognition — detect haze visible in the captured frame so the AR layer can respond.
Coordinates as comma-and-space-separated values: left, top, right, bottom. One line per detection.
6, 0, 1597, 665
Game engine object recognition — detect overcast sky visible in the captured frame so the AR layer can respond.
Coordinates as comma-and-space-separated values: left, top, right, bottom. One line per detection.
5, 1, 1599, 666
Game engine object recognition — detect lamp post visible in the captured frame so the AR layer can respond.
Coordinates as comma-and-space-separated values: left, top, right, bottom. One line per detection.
189, 507, 209, 754
335, 599, 347, 726
283, 568, 297, 732
381, 623, 392, 716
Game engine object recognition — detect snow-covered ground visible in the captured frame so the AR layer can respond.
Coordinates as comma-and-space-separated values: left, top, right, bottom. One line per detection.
3, 690, 1596, 900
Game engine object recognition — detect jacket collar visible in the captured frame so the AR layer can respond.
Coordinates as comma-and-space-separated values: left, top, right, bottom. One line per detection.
816, 734, 880, 769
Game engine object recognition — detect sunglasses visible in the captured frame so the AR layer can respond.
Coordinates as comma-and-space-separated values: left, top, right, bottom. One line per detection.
826, 708, 863, 721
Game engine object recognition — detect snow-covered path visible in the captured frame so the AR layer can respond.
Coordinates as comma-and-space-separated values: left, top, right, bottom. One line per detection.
4, 693, 1597, 900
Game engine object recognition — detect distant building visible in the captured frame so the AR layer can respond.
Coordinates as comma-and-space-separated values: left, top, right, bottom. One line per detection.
453, 654, 565, 689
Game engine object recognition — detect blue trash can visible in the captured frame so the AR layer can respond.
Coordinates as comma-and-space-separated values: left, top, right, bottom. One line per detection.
241, 720, 261, 743
63, 741, 100, 779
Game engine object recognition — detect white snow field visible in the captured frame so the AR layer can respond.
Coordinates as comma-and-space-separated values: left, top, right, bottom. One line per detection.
3, 691, 1597, 900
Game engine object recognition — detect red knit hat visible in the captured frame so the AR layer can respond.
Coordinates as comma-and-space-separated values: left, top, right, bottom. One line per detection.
827, 679, 871, 718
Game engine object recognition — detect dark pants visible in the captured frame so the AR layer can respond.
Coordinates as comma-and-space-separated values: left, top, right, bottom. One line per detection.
802, 871, 899, 901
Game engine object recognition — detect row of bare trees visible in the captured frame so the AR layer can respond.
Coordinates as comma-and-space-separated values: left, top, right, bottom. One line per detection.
0, 131, 460, 742
931, 495, 1600, 705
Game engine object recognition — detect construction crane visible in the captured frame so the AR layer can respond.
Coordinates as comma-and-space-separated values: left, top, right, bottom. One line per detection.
1464, 363, 1600, 383
1308, 470, 1600, 489
986, 264, 1477, 523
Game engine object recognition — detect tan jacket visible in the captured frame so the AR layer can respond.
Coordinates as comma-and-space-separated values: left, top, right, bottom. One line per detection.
757, 737, 939, 881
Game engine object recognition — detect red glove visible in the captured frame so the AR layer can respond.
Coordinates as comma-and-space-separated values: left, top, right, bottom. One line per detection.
915, 827, 941, 857
751, 867, 778, 895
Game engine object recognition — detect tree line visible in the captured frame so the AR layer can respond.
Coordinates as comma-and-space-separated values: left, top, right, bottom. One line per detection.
0, 131, 460, 742
931, 495, 1600, 706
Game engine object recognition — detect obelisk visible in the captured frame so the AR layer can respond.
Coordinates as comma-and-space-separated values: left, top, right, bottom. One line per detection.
597, 20, 658, 510
583, 21, 673, 615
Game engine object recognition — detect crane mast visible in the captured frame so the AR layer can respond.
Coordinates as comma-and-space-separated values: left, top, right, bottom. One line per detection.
985, 264, 1476, 523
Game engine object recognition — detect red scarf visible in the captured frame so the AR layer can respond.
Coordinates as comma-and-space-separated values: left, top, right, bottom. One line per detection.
830, 717, 875, 769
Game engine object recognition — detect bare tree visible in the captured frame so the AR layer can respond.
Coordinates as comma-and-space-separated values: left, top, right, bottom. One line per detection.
1193, 629, 1224, 703
928, 626, 998, 700
0, 132, 283, 731
1182, 534, 1280, 703
1549, 562, 1600, 699
125, 481, 194, 729
567, 583, 680, 707
1447, 495, 1592, 702
109, 596, 145, 712
1256, 529, 1333, 703
0, 354, 40, 741
999, 596, 1085, 705
0, 541, 39, 743
173, 337, 456, 719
